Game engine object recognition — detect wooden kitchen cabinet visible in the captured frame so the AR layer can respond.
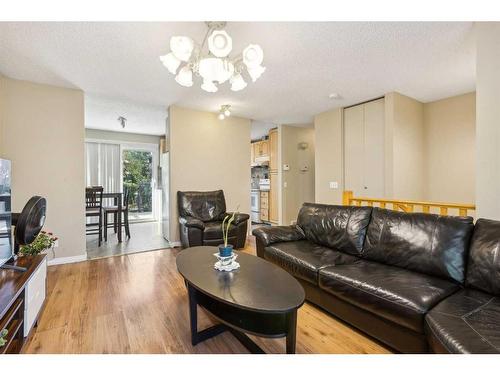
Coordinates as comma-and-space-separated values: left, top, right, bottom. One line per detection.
269, 172, 278, 223
260, 140, 269, 157
260, 191, 269, 222
269, 128, 278, 172
253, 140, 269, 159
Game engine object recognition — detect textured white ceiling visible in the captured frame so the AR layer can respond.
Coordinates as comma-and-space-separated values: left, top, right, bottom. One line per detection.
85, 94, 166, 135
0, 22, 475, 132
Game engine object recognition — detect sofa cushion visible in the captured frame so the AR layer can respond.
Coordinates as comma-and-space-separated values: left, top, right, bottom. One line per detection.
177, 190, 227, 222
318, 260, 459, 333
264, 240, 359, 284
363, 208, 474, 283
296, 203, 372, 256
203, 221, 236, 240
425, 288, 500, 353
466, 219, 500, 295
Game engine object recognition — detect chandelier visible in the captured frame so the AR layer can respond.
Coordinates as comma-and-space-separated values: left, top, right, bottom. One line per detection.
159, 22, 265, 92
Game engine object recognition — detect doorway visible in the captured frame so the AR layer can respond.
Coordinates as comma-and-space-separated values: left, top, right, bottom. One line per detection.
84, 138, 169, 259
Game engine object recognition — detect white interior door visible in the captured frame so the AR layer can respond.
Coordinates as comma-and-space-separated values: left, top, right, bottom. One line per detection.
344, 104, 365, 196
363, 98, 385, 197
343, 99, 385, 198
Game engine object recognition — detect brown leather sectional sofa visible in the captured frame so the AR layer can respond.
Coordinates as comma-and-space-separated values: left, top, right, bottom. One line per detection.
253, 203, 500, 353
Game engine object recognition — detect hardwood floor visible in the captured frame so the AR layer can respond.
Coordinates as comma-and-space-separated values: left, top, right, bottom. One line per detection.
23, 237, 391, 354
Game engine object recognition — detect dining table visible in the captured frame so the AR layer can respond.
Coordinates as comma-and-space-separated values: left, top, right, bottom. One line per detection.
102, 192, 123, 242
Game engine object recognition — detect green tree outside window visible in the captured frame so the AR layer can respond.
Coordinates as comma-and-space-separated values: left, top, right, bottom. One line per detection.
123, 150, 153, 213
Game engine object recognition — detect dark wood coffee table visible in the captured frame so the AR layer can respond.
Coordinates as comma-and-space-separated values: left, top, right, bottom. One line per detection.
176, 246, 305, 354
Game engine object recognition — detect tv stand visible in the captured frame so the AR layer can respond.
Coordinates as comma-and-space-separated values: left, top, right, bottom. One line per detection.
0, 255, 46, 354
1, 259, 27, 272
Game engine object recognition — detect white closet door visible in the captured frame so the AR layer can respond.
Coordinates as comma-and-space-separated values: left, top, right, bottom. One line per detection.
363, 98, 385, 197
344, 105, 365, 196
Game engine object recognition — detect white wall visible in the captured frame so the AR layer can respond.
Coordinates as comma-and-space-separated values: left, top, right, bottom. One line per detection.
168, 106, 251, 244
476, 22, 500, 219
281, 125, 315, 224
0, 77, 86, 261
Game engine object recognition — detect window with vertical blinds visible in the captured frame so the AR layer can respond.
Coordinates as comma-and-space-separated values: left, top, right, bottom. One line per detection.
85, 141, 121, 194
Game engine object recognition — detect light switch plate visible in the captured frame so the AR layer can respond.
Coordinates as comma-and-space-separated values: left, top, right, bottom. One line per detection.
329, 181, 339, 189
283, 164, 290, 171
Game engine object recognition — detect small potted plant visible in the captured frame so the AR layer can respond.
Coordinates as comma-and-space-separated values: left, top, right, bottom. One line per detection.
219, 211, 238, 258
19, 230, 58, 258
0, 329, 8, 348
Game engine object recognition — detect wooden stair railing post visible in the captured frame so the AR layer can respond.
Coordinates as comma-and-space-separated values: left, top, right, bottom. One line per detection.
342, 191, 354, 206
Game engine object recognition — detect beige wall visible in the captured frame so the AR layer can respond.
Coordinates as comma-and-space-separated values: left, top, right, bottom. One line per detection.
168, 106, 251, 244
85, 128, 161, 144
315, 91, 475, 206
314, 108, 343, 204
0, 77, 85, 260
0, 76, 4, 151
385, 92, 425, 200
423, 92, 475, 203
281, 125, 315, 224
476, 22, 500, 220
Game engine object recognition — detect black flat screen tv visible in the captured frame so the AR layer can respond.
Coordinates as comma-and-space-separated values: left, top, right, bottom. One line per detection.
0, 159, 12, 267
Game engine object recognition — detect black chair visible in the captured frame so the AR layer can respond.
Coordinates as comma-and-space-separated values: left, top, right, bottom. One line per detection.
85, 186, 104, 246
103, 188, 131, 241
177, 190, 249, 249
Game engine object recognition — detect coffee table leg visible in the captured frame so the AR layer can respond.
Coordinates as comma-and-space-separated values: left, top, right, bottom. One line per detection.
188, 283, 227, 346
286, 310, 297, 354
188, 283, 198, 345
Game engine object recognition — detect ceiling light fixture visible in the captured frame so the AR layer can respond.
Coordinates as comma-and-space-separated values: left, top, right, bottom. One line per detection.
160, 22, 265, 93
218, 105, 231, 120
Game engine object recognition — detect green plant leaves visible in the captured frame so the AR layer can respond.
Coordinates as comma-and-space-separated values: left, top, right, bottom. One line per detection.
0, 328, 8, 347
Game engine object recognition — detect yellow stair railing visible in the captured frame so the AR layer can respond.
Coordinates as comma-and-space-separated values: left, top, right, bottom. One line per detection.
342, 191, 475, 217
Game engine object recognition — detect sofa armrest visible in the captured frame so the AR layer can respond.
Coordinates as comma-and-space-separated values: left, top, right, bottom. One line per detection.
179, 216, 205, 230
226, 212, 250, 226
252, 225, 305, 247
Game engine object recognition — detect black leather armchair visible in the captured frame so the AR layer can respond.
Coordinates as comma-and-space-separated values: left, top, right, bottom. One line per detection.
177, 190, 249, 249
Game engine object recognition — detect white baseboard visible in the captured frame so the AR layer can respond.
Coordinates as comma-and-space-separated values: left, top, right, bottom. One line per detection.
47, 254, 87, 266
169, 241, 182, 248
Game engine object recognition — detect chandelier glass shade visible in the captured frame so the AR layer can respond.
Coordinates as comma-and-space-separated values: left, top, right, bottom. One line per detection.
230, 74, 247, 92
175, 66, 193, 87
160, 22, 265, 92
170, 36, 195, 62
160, 52, 181, 74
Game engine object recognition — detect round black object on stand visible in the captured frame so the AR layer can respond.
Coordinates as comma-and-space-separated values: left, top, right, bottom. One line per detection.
3, 196, 47, 272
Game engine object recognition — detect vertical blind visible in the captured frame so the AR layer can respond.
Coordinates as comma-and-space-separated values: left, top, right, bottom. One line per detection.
85, 142, 121, 194
85, 142, 121, 222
